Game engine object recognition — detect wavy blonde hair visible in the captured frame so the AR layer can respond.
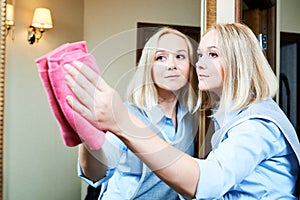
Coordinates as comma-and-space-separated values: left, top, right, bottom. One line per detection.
200, 23, 278, 112
126, 27, 199, 113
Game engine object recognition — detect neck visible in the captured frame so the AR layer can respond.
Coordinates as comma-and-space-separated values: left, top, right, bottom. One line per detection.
157, 90, 178, 118
158, 93, 179, 134
158, 99, 178, 118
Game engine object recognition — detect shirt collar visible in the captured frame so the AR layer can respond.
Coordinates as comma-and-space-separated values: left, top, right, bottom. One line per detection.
212, 108, 244, 130
144, 102, 188, 125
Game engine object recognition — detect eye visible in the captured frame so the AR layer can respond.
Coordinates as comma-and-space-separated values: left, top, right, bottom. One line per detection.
155, 55, 166, 61
209, 52, 218, 58
197, 53, 203, 58
176, 54, 186, 60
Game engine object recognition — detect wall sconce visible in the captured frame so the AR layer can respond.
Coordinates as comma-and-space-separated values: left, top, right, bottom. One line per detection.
28, 8, 53, 45
6, 4, 14, 37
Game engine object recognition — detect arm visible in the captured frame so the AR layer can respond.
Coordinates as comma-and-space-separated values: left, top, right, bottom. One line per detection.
78, 132, 125, 183
64, 61, 200, 198
117, 113, 200, 198
78, 144, 107, 182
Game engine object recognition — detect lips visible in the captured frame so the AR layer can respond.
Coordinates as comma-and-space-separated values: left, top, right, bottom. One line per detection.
164, 74, 180, 78
198, 74, 208, 77
198, 74, 209, 79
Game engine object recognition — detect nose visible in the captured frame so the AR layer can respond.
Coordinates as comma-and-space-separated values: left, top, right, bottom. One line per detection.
167, 56, 177, 70
195, 59, 206, 69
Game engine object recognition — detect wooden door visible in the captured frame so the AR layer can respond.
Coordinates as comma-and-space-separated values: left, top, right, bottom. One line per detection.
237, 0, 276, 71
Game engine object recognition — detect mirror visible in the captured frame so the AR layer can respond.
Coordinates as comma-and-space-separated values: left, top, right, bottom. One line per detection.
0, 0, 6, 198
2, 1, 202, 199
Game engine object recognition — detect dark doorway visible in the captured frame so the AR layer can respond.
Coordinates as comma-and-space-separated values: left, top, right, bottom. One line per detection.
280, 32, 300, 139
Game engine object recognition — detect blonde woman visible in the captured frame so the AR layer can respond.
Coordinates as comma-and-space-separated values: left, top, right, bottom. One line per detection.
66, 27, 199, 199
65, 23, 300, 199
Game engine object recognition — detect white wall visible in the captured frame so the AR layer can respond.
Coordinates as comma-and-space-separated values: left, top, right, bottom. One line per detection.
4, 0, 84, 199
279, 0, 300, 33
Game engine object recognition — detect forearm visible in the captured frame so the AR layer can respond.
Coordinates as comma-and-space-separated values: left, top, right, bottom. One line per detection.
78, 144, 107, 182
116, 114, 200, 198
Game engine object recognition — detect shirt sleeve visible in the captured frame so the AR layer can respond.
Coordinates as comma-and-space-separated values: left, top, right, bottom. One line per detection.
195, 119, 283, 198
77, 161, 115, 188
102, 132, 127, 168
78, 131, 126, 187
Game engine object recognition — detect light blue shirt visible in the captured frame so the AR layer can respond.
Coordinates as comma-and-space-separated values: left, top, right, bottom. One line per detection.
79, 102, 198, 200
195, 99, 299, 199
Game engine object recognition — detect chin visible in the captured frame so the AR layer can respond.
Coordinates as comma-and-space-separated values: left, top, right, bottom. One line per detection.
198, 84, 209, 91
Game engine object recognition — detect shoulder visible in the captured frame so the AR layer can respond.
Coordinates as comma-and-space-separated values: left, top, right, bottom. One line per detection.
219, 99, 287, 142
124, 102, 148, 119
124, 101, 160, 128
225, 99, 286, 128
229, 118, 282, 140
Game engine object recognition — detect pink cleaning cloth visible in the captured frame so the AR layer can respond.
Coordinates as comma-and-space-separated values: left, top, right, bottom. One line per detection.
36, 41, 106, 150
36, 43, 82, 147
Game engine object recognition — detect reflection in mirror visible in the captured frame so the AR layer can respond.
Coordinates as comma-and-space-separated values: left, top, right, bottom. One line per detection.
3, 1, 202, 199
0, 0, 6, 198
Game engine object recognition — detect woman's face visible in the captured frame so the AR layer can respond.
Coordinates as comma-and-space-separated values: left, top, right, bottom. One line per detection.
195, 30, 224, 96
152, 33, 190, 93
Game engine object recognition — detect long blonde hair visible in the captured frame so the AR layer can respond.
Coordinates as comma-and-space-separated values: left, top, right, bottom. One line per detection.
127, 27, 199, 113
201, 23, 278, 112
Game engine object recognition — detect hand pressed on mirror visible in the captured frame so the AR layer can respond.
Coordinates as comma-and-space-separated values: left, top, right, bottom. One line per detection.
64, 60, 129, 135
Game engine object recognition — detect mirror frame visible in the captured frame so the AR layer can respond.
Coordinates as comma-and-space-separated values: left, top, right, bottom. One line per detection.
197, 0, 216, 158
0, 0, 6, 198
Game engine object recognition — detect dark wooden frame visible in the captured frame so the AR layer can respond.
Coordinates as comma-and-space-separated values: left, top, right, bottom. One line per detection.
198, 0, 217, 158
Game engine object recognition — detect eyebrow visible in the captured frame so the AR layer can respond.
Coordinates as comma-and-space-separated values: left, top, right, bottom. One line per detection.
207, 45, 218, 49
155, 49, 188, 54
197, 45, 218, 52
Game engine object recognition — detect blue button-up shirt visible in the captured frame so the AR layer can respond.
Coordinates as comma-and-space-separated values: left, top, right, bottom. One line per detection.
195, 99, 299, 199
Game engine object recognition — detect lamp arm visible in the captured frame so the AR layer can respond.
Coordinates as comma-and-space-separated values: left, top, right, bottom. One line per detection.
27, 26, 45, 44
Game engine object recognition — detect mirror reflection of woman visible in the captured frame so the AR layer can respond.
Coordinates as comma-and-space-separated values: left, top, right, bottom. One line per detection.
65, 27, 199, 199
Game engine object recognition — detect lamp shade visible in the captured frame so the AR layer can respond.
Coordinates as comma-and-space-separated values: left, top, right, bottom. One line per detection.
6, 4, 14, 26
31, 8, 53, 29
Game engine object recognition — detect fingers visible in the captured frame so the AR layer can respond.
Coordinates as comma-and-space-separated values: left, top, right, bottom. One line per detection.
64, 60, 109, 129
64, 63, 96, 98
66, 95, 93, 122
65, 60, 111, 93
64, 60, 120, 132
65, 73, 95, 110
72, 60, 101, 89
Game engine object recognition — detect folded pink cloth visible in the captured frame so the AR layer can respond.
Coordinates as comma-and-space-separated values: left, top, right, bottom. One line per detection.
36, 41, 106, 150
